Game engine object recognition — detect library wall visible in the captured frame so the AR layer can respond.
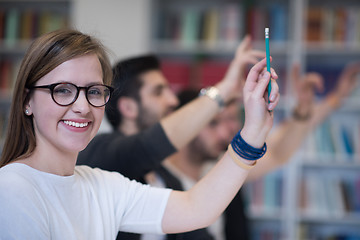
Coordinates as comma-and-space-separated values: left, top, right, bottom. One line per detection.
150, 0, 360, 240
72, 0, 152, 64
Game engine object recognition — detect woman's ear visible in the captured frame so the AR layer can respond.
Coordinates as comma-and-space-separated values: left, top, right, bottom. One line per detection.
24, 89, 32, 116
117, 97, 138, 120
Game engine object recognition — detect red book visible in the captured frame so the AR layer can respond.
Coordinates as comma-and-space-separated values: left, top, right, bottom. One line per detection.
0, 60, 11, 91
0, 10, 5, 39
161, 60, 191, 94
196, 60, 229, 88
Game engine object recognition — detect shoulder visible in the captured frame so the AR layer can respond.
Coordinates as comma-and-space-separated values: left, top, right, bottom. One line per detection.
74, 165, 171, 200
0, 163, 35, 189
75, 165, 126, 181
0, 164, 50, 238
74, 165, 135, 192
0, 164, 47, 213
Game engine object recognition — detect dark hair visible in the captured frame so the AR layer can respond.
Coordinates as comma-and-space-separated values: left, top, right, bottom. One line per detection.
0, 29, 112, 167
105, 54, 161, 129
177, 88, 200, 108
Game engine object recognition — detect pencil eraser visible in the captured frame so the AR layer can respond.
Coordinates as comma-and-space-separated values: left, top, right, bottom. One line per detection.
265, 28, 269, 33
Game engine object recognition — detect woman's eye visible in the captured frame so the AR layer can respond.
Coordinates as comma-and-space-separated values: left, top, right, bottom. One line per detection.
54, 87, 72, 94
88, 88, 102, 96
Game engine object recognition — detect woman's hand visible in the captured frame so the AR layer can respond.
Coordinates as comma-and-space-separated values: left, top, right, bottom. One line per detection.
292, 63, 324, 119
241, 58, 280, 148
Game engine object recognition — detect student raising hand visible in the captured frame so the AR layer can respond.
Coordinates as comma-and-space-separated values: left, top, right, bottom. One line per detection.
242, 57, 280, 148
161, 58, 279, 234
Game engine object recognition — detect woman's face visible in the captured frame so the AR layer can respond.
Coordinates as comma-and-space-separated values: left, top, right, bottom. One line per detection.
27, 54, 104, 155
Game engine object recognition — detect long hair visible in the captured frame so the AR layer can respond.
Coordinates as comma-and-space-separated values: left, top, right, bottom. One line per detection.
0, 29, 112, 167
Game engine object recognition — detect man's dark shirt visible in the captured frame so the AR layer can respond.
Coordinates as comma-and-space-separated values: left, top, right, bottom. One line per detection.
77, 123, 176, 181
77, 123, 249, 239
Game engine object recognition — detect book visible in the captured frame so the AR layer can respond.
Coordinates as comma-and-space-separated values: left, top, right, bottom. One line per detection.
321, 7, 334, 44
4, 8, 20, 46
263, 173, 276, 212
345, 7, 358, 47
306, 7, 323, 42
270, 4, 287, 42
201, 8, 219, 46
340, 123, 354, 158
333, 8, 347, 44
196, 60, 229, 88
0, 61, 11, 91
303, 174, 319, 216
20, 9, 34, 40
39, 11, 51, 35
160, 60, 191, 93
218, 3, 242, 44
0, 9, 5, 39
246, 6, 267, 42
180, 9, 201, 47
48, 13, 66, 33
329, 120, 347, 160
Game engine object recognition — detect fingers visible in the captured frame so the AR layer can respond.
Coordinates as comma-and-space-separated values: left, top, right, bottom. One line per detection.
269, 78, 279, 101
244, 50, 266, 65
268, 88, 280, 111
270, 68, 278, 80
244, 58, 280, 110
252, 50, 266, 57
303, 73, 324, 92
252, 69, 271, 99
237, 35, 251, 54
246, 58, 268, 84
340, 62, 360, 80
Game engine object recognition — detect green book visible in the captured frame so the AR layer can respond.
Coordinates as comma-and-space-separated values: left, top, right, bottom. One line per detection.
5, 9, 20, 46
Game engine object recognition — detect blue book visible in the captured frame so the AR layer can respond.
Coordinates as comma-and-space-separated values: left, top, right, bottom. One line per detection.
270, 4, 287, 42
341, 125, 354, 156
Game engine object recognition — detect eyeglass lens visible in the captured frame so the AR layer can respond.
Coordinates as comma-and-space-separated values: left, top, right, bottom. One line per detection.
53, 83, 111, 107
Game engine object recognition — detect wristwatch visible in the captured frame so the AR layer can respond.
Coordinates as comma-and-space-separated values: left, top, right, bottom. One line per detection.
199, 86, 225, 109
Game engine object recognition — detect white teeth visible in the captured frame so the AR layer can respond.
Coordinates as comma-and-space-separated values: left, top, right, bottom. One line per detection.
63, 121, 89, 128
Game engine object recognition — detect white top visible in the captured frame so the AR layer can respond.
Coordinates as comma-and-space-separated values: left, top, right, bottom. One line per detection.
164, 161, 225, 240
0, 163, 171, 240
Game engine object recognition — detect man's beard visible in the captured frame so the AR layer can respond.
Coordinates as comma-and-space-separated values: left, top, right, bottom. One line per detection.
189, 138, 227, 164
136, 105, 159, 131
136, 104, 175, 131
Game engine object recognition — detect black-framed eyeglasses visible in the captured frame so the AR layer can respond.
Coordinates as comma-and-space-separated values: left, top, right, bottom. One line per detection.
28, 82, 114, 107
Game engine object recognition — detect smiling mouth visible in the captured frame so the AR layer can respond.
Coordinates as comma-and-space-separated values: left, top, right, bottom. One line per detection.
63, 120, 89, 128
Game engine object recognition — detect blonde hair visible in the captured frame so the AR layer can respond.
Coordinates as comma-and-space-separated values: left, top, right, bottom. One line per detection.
0, 29, 112, 167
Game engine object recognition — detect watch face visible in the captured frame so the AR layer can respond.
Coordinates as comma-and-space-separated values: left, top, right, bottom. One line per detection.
199, 87, 224, 108
208, 88, 217, 98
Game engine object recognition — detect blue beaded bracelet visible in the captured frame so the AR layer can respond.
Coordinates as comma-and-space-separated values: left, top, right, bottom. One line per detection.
231, 131, 267, 161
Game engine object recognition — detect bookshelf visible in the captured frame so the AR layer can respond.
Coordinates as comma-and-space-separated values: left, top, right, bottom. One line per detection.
150, 0, 360, 239
0, 0, 71, 154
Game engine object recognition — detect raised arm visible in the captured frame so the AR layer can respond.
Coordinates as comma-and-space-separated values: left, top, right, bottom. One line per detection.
78, 36, 265, 179
247, 62, 360, 181
309, 61, 360, 127
162, 35, 266, 149
162, 58, 280, 233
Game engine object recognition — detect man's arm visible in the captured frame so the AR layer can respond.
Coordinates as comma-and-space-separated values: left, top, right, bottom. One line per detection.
77, 123, 176, 180
161, 58, 280, 234
79, 36, 266, 179
162, 35, 266, 149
